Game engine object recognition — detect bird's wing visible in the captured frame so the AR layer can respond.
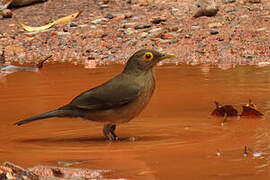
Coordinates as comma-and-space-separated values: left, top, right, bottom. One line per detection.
62, 74, 141, 110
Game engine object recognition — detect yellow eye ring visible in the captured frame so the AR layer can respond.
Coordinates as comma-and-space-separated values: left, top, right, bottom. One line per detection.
143, 52, 154, 61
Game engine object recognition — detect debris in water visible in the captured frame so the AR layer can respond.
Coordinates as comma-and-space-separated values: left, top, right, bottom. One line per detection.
216, 149, 221, 157
240, 99, 264, 117
243, 145, 248, 157
211, 101, 238, 117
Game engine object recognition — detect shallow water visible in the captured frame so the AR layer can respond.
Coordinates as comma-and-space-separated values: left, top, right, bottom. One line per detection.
0, 64, 269, 179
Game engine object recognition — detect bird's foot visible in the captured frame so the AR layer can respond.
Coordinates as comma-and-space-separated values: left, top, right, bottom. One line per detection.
103, 123, 119, 141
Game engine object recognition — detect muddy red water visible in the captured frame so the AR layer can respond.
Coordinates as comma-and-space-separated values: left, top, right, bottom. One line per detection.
0, 64, 269, 179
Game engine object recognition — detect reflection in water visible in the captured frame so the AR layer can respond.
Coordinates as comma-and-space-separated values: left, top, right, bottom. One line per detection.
0, 64, 269, 179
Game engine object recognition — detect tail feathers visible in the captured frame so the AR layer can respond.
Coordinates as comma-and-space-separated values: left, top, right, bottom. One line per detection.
35, 55, 52, 69
15, 109, 77, 126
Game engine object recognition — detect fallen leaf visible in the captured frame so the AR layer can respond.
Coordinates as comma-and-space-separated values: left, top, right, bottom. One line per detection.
14, 11, 83, 32
240, 99, 263, 117
211, 101, 238, 117
14, 16, 55, 32
54, 11, 83, 25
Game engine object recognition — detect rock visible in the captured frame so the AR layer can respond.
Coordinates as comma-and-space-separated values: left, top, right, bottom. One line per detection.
105, 13, 114, 19
56, 32, 71, 36
125, 28, 136, 35
10, 0, 47, 7
100, 4, 109, 9
102, 0, 110, 4
161, 32, 177, 40
140, 32, 148, 38
134, 24, 151, 30
210, 29, 219, 35
124, 13, 133, 19
255, 28, 266, 32
69, 22, 77, 27
122, 22, 136, 28
193, 0, 219, 18
222, 0, 236, 3
191, 25, 201, 30
91, 18, 108, 24
151, 17, 167, 24
208, 22, 222, 28
247, 0, 261, 3
2, 9, 12, 18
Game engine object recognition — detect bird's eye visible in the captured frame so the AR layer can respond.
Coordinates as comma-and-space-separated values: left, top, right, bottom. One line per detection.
143, 52, 154, 61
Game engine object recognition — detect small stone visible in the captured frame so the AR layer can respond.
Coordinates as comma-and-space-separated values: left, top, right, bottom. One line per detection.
225, 9, 236, 13
140, 32, 148, 38
223, 0, 236, 3
69, 22, 77, 27
255, 28, 266, 32
103, 0, 110, 4
240, 15, 249, 18
100, 4, 109, 9
191, 25, 200, 30
56, 32, 71, 36
161, 32, 176, 40
134, 24, 151, 30
210, 29, 219, 35
91, 18, 108, 24
122, 22, 136, 28
125, 28, 135, 35
194, 0, 219, 18
124, 13, 133, 19
105, 13, 114, 19
248, 0, 261, 3
151, 17, 167, 24
208, 22, 222, 28
2, 9, 12, 18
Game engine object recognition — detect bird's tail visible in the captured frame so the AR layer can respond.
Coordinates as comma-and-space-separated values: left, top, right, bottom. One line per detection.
14, 109, 80, 126
35, 55, 52, 69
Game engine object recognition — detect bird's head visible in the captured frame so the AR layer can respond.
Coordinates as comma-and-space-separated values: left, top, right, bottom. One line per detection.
123, 49, 175, 74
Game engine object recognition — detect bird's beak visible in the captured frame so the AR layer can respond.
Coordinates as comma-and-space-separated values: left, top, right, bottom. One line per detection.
160, 53, 176, 61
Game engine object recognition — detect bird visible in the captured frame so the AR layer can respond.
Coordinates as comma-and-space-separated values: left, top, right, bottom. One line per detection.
14, 49, 175, 141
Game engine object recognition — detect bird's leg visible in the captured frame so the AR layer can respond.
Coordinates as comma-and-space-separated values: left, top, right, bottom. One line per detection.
103, 123, 113, 141
103, 123, 119, 141
110, 124, 119, 141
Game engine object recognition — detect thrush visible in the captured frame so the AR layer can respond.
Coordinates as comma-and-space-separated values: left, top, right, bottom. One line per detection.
15, 49, 175, 140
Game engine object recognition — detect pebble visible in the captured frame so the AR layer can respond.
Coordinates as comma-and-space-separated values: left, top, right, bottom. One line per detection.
210, 29, 219, 35
151, 17, 167, 24
104, 13, 114, 19
140, 32, 148, 38
134, 24, 151, 30
208, 22, 222, 28
193, 0, 219, 18
2, 9, 12, 18
255, 28, 266, 32
91, 18, 108, 25
56, 32, 71, 36
69, 22, 77, 27
223, 0, 236, 3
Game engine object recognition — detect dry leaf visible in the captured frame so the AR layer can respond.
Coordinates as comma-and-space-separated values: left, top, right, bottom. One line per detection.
211, 101, 238, 117
240, 99, 263, 117
53, 10, 83, 25
14, 16, 55, 31
14, 11, 83, 32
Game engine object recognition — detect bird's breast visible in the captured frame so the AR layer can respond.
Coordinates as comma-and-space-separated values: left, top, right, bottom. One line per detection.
85, 72, 155, 124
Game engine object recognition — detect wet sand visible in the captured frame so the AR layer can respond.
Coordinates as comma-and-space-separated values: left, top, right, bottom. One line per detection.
0, 64, 269, 179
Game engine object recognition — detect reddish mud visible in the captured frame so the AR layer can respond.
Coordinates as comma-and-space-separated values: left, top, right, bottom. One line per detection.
0, 64, 269, 179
